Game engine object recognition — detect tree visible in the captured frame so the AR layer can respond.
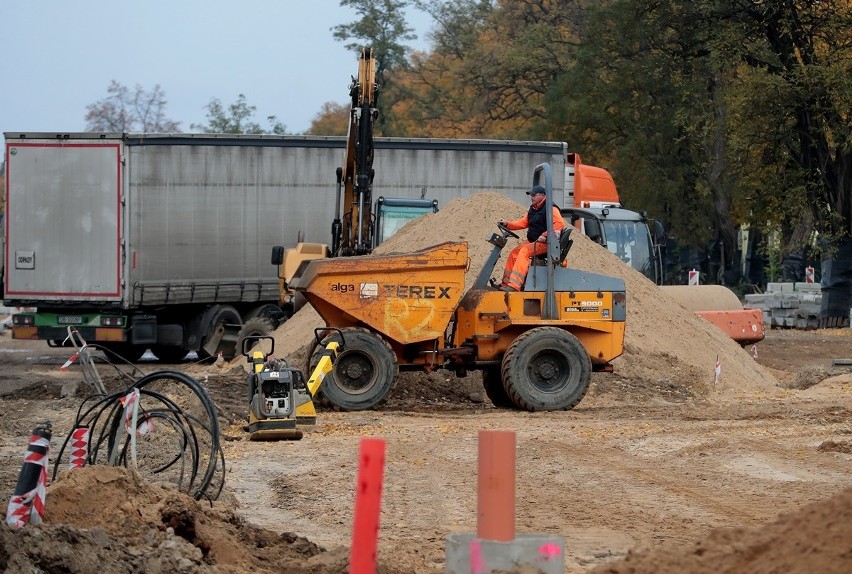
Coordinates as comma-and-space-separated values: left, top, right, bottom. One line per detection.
546, 1, 724, 263
389, 0, 495, 136
85, 81, 181, 132
333, 0, 419, 132
306, 102, 350, 135
190, 94, 286, 134
391, 0, 586, 138
333, 0, 417, 81
721, 0, 852, 324
544, 0, 851, 301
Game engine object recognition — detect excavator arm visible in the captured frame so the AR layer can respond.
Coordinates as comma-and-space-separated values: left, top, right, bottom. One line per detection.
333, 47, 379, 257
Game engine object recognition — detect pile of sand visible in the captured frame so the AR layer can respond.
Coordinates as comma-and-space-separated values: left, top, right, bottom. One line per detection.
590, 485, 852, 573
11, 462, 847, 574
266, 192, 777, 402
0, 465, 408, 574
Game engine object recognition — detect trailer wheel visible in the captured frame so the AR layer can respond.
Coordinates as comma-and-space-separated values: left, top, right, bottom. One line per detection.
482, 366, 515, 409
309, 328, 398, 411
237, 318, 274, 354
244, 304, 287, 330
502, 327, 591, 412
198, 305, 241, 360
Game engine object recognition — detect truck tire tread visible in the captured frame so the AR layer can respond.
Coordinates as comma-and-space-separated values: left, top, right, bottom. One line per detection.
502, 327, 591, 412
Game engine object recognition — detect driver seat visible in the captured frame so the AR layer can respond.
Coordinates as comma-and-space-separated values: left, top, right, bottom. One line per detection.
532, 227, 574, 267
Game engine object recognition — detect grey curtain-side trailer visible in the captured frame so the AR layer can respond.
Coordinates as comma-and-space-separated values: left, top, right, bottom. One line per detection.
3, 133, 565, 360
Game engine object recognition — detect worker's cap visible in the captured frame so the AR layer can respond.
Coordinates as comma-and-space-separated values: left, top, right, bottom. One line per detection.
526, 185, 546, 196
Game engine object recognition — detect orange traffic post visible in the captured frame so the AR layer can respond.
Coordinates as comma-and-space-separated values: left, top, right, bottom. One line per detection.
477, 430, 516, 542
349, 437, 387, 574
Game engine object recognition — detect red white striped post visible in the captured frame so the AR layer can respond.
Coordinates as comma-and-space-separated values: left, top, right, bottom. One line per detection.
6, 423, 52, 527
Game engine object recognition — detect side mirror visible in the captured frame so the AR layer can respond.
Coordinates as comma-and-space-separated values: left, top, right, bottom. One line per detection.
271, 245, 284, 265
652, 220, 667, 247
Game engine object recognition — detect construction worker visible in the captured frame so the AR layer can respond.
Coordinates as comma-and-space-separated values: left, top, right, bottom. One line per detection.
498, 185, 566, 291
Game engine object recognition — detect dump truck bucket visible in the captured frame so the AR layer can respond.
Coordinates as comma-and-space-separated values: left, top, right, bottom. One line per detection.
290, 242, 468, 345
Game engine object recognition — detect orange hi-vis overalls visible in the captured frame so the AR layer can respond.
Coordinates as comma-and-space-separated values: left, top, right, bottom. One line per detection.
500, 202, 566, 291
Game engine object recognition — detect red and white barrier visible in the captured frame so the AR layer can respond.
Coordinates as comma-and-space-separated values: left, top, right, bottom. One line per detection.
60, 352, 79, 371
805, 266, 815, 284
120, 389, 154, 436
6, 424, 52, 527
688, 269, 700, 286
68, 426, 90, 470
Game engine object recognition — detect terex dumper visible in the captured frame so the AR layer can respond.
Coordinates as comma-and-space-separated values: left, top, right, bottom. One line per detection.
564, 153, 763, 346
292, 163, 627, 412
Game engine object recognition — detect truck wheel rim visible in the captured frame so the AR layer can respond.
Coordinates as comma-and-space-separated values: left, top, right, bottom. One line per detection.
335, 352, 376, 394
527, 351, 568, 392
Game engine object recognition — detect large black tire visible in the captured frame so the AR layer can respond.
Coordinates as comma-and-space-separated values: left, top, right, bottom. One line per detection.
502, 327, 591, 412
309, 328, 398, 411
244, 304, 287, 330
151, 345, 188, 363
237, 317, 274, 355
482, 366, 515, 409
198, 305, 241, 360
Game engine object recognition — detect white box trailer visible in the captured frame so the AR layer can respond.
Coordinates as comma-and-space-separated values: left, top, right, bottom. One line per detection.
3, 132, 565, 360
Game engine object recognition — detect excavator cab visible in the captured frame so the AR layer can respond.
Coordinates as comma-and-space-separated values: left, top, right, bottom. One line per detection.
374, 196, 439, 247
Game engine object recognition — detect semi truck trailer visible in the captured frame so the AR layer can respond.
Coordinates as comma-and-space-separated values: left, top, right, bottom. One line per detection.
4, 132, 566, 360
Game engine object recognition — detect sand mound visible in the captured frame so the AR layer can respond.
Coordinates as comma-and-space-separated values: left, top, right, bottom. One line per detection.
590, 486, 852, 573
0, 465, 402, 574
267, 192, 776, 403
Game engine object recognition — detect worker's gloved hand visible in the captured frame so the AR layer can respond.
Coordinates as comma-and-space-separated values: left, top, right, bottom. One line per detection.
536, 235, 547, 243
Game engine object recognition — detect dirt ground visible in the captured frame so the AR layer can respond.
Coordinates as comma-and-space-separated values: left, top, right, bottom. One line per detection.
1, 193, 850, 572
0, 325, 850, 573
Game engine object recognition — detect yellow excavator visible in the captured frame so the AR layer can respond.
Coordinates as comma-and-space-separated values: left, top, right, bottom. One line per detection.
333, 46, 379, 257
272, 47, 437, 313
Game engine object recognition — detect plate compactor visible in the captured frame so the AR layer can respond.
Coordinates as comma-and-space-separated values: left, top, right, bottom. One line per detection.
243, 333, 341, 441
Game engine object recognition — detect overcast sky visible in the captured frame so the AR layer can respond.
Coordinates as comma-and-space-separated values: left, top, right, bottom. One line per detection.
0, 1, 433, 142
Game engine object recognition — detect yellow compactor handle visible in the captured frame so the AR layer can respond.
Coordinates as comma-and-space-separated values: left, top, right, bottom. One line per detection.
252, 350, 266, 373
306, 341, 340, 397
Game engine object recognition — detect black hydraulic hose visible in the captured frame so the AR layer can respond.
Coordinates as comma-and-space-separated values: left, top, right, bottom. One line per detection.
52, 370, 223, 501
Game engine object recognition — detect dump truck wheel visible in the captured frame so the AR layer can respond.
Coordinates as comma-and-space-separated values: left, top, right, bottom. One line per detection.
502, 327, 591, 412
309, 328, 398, 411
482, 366, 515, 409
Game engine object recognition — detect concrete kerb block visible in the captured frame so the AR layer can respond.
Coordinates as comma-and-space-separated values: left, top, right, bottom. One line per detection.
445, 533, 565, 574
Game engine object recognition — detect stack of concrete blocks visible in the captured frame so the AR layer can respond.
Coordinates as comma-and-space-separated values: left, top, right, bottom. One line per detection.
743, 283, 822, 329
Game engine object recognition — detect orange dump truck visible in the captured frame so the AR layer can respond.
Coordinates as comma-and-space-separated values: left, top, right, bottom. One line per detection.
291, 164, 627, 412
